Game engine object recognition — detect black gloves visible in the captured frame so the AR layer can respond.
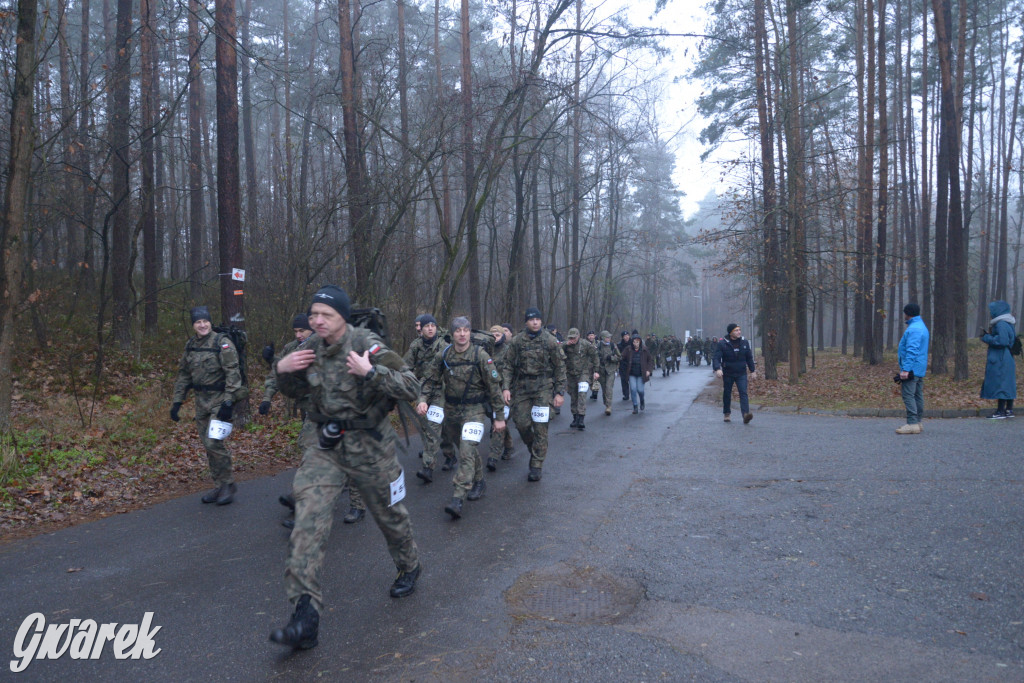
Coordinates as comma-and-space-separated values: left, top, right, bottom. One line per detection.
262, 342, 275, 365
216, 400, 234, 421
170, 402, 182, 422
259, 400, 271, 415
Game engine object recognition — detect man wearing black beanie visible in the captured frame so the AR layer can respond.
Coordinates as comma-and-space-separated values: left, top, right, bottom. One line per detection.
270, 285, 423, 650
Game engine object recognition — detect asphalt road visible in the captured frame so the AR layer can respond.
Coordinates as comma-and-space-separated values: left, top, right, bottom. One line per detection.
1, 367, 1022, 682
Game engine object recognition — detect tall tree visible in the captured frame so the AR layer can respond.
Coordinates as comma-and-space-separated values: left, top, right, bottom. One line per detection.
109, 0, 134, 350
140, 0, 159, 334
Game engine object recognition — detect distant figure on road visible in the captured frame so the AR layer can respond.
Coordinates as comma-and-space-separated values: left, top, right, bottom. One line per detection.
979, 300, 1017, 419
270, 285, 422, 651
620, 332, 654, 414
896, 303, 929, 434
171, 306, 243, 505
617, 331, 632, 400
712, 323, 756, 424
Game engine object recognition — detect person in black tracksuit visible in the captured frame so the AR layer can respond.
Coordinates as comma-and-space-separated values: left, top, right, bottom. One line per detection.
617, 330, 632, 401
712, 323, 757, 423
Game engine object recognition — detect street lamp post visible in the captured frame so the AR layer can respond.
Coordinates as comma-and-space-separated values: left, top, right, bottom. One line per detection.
693, 295, 703, 337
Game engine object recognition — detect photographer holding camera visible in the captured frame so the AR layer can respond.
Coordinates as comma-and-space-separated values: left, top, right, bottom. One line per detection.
896, 303, 930, 434
269, 285, 422, 651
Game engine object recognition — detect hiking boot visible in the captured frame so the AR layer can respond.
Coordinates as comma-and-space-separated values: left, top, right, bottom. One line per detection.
201, 487, 221, 504
279, 493, 295, 510
501, 447, 514, 461
577, 416, 585, 430
466, 480, 486, 501
444, 497, 463, 519
343, 507, 366, 524
486, 457, 497, 472
569, 414, 580, 429
743, 413, 753, 424
639, 398, 644, 411
390, 565, 421, 598
605, 407, 611, 416
632, 406, 638, 414
441, 455, 457, 471
215, 482, 236, 505
723, 414, 731, 422
895, 423, 922, 434
987, 411, 1007, 420
416, 466, 434, 483
269, 594, 319, 650
527, 467, 542, 482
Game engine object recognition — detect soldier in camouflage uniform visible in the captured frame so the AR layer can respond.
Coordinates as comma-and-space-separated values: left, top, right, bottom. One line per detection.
499, 307, 567, 481
418, 317, 506, 519
270, 285, 421, 651
704, 336, 715, 365
586, 331, 600, 400
406, 314, 447, 483
563, 328, 599, 430
171, 306, 243, 506
647, 334, 661, 371
596, 330, 621, 415
263, 314, 365, 528
487, 325, 515, 468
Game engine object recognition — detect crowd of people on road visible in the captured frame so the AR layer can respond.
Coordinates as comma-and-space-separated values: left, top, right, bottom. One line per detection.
168, 284, 1017, 651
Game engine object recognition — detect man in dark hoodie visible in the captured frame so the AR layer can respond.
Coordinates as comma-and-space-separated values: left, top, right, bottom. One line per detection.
712, 323, 756, 424
618, 330, 632, 400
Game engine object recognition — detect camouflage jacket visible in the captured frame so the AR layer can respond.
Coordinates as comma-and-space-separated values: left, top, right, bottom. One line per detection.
173, 331, 243, 405
422, 343, 504, 414
596, 340, 621, 372
498, 329, 567, 398
563, 338, 599, 379
276, 328, 419, 429
263, 337, 313, 410
647, 338, 661, 357
404, 334, 444, 404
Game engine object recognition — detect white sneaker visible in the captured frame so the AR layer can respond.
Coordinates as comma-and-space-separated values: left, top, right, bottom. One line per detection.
895, 423, 922, 434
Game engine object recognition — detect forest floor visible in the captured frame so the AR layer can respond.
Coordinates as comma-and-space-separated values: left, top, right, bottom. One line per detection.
1, 334, 1019, 543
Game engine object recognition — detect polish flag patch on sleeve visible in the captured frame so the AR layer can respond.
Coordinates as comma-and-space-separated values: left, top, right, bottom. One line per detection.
368, 343, 382, 355
222, 342, 231, 350
486, 358, 493, 364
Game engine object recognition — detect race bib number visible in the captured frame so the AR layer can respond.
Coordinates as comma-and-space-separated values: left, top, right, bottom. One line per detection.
677, 356, 682, 361
494, 405, 510, 420
696, 351, 701, 356
577, 381, 590, 393
426, 405, 445, 424
389, 469, 406, 507
461, 421, 485, 442
531, 406, 550, 423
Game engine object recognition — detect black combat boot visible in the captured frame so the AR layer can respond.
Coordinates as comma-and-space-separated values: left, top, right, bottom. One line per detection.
466, 480, 486, 501
269, 594, 319, 650
441, 454, 457, 471
527, 467, 542, 482
416, 466, 434, 483
501, 447, 514, 460
569, 414, 579, 429
444, 497, 463, 519
577, 415, 585, 430
279, 493, 296, 510
390, 565, 421, 598
486, 457, 497, 472
343, 507, 366, 524
201, 486, 220, 504
216, 482, 236, 505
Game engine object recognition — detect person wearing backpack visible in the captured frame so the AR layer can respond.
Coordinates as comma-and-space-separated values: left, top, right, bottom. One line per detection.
170, 306, 244, 505
980, 300, 1018, 419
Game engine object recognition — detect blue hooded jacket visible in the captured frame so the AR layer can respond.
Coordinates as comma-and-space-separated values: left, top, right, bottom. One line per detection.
898, 315, 929, 378
980, 300, 1017, 400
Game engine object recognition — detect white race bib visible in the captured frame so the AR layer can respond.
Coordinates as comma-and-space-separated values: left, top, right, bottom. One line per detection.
577, 381, 590, 393
425, 405, 445, 424
461, 421, 485, 443
494, 405, 510, 420
389, 469, 406, 507
207, 419, 232, 440
531, 406, 550, 423
677, 356, 682, 361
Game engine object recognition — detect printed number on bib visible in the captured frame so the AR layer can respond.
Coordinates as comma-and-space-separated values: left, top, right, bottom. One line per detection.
389, 469, 406, 506
461, 421, 485, 443
425, 405, 445, 424
531, 406, 550, 423
577, 381, 590, 393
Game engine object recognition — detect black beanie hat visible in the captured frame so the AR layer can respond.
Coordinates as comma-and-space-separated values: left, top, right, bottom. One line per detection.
525, 307, 542, 321
311, 284, 351, 321
190, 306, 211, 324
292, 314, 310, 330
726, 323, 739, 334
501, 322, 513, 331
903, 302, 920, 317
420, 314, 438, 326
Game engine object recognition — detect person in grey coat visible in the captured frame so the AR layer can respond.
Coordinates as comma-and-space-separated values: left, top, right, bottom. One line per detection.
979, 300, 1017, 419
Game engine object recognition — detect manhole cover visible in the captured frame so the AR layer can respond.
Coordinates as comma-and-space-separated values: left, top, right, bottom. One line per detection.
505, 563, 643, 625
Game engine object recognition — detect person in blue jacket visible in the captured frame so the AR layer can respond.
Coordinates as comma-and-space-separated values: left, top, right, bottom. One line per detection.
979, 300, 1017, 419
896, 302, 929, 434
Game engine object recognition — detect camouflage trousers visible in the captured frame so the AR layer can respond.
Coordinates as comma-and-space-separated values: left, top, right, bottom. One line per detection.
286, 427, 418, 612
414, 409, 444, 468
566, 375, 591, 416
598, 369, 617, 410
441, 405, 489, 498
489, 407, 513, 458
195, 402, 232, 486
510, 395, 551, 469
290, 422, 363, 510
